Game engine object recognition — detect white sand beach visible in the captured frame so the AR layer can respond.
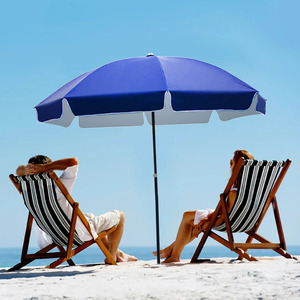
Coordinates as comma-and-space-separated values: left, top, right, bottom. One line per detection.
0, 256, 299, 299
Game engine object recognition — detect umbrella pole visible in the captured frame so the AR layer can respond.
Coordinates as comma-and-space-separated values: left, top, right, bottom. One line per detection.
151, 111, 161, 264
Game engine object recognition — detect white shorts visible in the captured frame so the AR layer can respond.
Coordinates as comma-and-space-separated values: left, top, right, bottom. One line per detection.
84, 210, 121, 234
194, 209, 215, 225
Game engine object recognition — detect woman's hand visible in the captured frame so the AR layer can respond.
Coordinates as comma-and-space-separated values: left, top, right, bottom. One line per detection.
192, 224, 202, 237
22, 158, 78, 175
24, 163, 45, 175
192, 213, 214, 237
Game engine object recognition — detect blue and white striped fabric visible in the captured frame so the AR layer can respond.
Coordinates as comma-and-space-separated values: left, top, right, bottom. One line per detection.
17, 173, 84, 247
214, 160, 284, 233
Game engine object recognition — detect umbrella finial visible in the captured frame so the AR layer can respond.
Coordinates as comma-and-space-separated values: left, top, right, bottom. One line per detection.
147, 53, 154, 57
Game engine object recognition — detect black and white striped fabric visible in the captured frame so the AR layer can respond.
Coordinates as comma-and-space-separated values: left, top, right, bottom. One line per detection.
17, 173, 84, 247
213, 160, 285, 233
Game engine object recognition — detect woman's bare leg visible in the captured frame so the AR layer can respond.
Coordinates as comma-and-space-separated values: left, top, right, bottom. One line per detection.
104, 211, 137, 263
162, 211, 196, 263
106, 211, 125, 260
152, 242, 175, 258
153, 211, 197, 260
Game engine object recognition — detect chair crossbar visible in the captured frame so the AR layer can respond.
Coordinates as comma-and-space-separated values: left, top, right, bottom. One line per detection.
234, 243, 281, 249
25, 252, 65, 259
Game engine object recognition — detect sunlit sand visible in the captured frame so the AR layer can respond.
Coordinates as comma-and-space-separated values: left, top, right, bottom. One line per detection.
0, 256, 299, 299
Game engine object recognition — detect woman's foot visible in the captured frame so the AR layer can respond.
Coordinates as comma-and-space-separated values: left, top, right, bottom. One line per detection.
152, 244, 173, 259
104, 257, 117, 264
116, 250, 138, 262
104, 250, 137, 264
162, 256, 180, 264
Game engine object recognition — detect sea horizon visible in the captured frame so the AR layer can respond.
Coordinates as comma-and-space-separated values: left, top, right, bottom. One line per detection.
1, 245, 300, 269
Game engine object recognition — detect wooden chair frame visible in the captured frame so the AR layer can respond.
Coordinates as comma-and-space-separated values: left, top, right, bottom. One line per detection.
9, 171, 117, 271
191, 158, 297, 263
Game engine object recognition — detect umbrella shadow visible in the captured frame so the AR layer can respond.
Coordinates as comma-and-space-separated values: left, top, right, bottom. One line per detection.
0, 263, 103, 280
163, 259, 221, 267
142, 259, 221, 268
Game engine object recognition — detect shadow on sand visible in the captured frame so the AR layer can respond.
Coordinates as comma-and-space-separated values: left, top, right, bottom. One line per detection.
0, 263, 108, 280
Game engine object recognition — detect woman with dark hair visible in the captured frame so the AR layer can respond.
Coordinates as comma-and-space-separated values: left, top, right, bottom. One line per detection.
16, 155, 137, 263
153, 150, 254, 263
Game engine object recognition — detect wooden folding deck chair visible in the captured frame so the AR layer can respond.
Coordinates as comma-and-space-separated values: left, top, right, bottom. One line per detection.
9, 171, 117, 271
191, 158, 297, 263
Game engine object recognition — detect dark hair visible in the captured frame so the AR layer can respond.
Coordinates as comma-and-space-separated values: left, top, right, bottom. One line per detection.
28, 155, 52, 165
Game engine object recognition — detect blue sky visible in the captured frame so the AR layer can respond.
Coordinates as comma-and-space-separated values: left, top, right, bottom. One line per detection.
1, 0, 299, 251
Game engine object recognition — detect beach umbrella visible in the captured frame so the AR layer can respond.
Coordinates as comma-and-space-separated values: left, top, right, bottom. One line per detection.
35, 54, 266, 263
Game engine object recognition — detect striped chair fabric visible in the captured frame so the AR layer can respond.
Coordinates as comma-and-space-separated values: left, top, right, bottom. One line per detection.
213, 160, 285, 233
17, 173, 84, 247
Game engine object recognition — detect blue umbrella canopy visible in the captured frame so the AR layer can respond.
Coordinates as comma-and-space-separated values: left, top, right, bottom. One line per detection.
35, 54, 266, 264
36, 55, 266, 127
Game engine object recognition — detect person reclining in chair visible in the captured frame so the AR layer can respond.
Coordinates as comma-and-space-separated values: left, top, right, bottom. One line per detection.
17, 155, 137, 264
153, 150, 254, 263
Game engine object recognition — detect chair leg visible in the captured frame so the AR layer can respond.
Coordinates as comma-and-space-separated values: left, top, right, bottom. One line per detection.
8, 260, 33, 272
95, 238, 117, 265
191, 230, 209, 263
46, 246, 75, 269
210, 231, 258, 262
191, 201, 224, 263
191, 214, 220, 262
237, 234, 254, 260
8, 244, 57, 272
21, 213, 33, 260
272, 198, 287, 250
235, 248, 258, 262
8, 214, 34, 271
249, 232, 298, 260
46, 257, 67, 269
66, 203, 79, 260
56, 246, 76, 266
47, 238, 117, 268
67, 259, 76, 266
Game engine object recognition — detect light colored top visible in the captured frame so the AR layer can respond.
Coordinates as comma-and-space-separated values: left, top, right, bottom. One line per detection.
193, 187, 238, 225
194, 209, 215, 225
35, 165, 97, 249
